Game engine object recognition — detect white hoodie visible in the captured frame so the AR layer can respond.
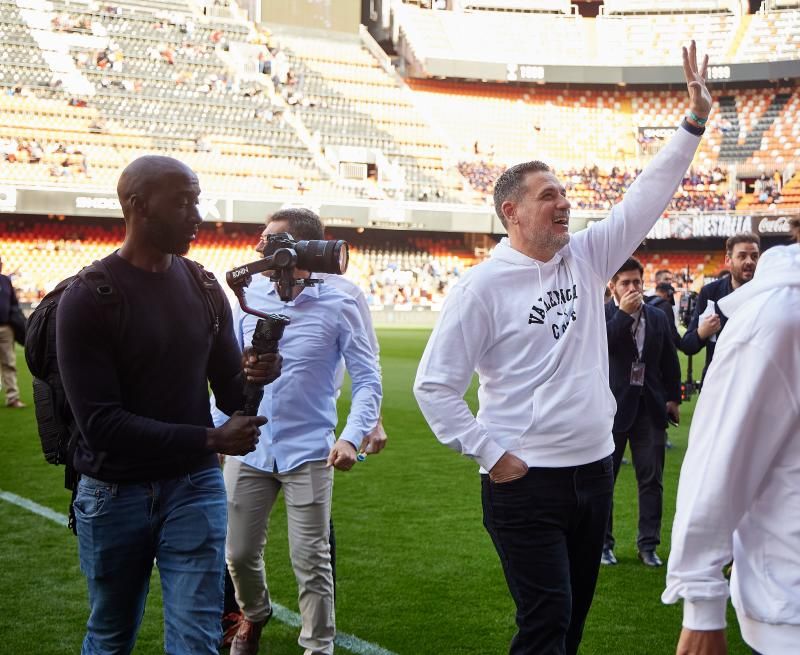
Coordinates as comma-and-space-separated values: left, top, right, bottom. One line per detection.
413, 126, 700, 472
663, 243, 800, 655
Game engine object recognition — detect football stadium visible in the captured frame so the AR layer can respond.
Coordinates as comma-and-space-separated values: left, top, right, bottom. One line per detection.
1, 0, 798, 653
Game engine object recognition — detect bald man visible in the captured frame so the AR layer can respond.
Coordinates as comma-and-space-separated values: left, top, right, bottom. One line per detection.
57, 156, 281, 654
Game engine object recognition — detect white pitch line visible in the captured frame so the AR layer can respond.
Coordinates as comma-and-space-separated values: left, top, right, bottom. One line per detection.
0, 490, 69, 527
0, 489, 398, 655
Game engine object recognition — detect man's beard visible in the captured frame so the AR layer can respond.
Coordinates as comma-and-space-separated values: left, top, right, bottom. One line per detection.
149, 220, 192, 255
732, 267, 754, 286
541, 231, 571, 253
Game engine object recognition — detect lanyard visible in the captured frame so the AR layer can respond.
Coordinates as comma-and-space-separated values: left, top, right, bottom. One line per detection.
630, 310, 643, 361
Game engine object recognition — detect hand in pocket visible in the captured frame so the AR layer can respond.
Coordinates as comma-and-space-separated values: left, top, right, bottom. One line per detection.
489, 452, 529, 484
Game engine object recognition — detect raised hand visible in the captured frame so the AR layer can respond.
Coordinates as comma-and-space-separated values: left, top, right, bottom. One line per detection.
619, 288, 643, 315
682, 40, 712, 120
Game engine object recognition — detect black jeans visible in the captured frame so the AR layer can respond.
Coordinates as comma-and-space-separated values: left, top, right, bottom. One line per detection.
482, 455, 614, 655
606, 409, 665, 552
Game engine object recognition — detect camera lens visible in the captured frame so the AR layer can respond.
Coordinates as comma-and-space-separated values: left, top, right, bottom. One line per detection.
296, 239, 348, 275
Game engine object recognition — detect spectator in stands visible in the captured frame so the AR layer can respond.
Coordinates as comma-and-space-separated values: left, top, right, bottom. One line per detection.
602, 257, 681, 569
215, 208, 381, 655
414, 42, 711, 655
664, 217, 800, 655
57, 155, 281, 654
195, 134, 213, 152
679, 233, 760, 382
0, 255, 25, 408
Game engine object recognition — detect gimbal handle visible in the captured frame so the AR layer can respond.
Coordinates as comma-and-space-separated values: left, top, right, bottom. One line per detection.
242, 314, 290, 417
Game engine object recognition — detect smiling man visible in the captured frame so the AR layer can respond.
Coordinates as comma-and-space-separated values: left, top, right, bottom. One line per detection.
414, 42, 712, 655
679, 232, 760, 382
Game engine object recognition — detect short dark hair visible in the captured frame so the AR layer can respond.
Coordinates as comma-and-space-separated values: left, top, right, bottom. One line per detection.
655, 282, 675, 295
725, 232, 760, 256
789, 216, 800, 243
493, 160, 551, 228
611, 257, 644, 282
654, 269, 672, 282
267, 207, 324, 241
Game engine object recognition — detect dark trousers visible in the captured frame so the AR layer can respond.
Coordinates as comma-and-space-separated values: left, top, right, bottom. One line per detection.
606, 407, 665, 552
482, 456, 614, 655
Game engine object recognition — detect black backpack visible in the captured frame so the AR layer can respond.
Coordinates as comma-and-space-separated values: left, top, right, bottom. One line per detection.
24, 256, 226, 529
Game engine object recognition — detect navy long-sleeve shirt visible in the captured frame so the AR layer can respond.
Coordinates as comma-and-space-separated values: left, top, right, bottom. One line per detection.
57, 252, 245, 482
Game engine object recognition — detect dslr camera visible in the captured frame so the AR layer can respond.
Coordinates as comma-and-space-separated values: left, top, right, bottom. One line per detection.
225, 232, 350, 416
226, 232, 349, 307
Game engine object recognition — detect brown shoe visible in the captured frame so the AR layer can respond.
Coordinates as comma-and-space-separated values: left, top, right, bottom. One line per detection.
221, 612, 243, 649
230, 617, 266, 655
6, 399, 26, 408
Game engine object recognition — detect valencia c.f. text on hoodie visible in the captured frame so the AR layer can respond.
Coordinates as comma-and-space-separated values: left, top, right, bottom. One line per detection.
414, 126, 701, 472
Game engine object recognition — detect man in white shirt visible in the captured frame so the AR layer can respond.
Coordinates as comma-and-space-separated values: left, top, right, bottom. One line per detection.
663, 217, 800, 655
414, 43, 711, 655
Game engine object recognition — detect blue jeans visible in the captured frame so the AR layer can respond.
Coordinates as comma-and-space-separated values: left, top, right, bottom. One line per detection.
482, 456, 614, 655
74, 468, 227, 655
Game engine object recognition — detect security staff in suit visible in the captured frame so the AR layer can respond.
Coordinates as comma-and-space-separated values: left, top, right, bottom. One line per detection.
647, 282, 680, 347
602, 257, 681, 568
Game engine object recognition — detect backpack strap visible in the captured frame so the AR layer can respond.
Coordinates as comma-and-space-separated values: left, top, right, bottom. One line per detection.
63, 259, 121, 507
77, 259, 120, 307
180, 257, 225, 339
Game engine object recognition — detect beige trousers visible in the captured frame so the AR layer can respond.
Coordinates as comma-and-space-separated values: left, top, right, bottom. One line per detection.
224, 458, 335, 655
0, 325, 19, 404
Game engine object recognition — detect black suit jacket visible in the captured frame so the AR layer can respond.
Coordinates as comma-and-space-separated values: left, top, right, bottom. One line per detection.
646, 294, 680, 347
606, 301, 681, 433
678, 276, 733, 381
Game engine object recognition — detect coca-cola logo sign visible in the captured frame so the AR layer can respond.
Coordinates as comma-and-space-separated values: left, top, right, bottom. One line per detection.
758, 216, 793, 234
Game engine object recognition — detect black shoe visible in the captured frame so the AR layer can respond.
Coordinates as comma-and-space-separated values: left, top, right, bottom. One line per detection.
638, 550, 663, 567
600, 547, 617, 566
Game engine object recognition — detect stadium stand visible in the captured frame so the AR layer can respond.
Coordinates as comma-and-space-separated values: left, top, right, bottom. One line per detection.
2, 207, 755, 312
394, 1, 797, 66
732, 7, 800, 63
635, 250, 727, 290
1, 0, 798, 313
0, 216, 480, 308
408, 79, 799, 203
0, 0, 474, 202
2, 0, 798, 206
264, 28, 467, 203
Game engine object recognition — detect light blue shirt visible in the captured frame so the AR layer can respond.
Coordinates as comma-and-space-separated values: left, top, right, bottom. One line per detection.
211, 275, 382, 474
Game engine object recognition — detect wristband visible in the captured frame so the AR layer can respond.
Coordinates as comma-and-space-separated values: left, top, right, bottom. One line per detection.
681, 117, 705, 137
688, 111, 708, 126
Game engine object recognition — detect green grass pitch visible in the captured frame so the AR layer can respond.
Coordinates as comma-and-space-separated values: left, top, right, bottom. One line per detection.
0, 331, 750, 654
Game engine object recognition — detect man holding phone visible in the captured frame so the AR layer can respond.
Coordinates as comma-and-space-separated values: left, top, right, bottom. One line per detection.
679, 233, 760, 383
603, 257, 681, 568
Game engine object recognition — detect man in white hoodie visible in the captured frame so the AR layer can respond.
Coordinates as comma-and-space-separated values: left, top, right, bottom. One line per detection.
414, 42, 711, 655
663, 217, 800, 655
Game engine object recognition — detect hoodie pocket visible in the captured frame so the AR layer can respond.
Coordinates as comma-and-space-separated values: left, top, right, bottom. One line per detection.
529, 367, 616, 445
